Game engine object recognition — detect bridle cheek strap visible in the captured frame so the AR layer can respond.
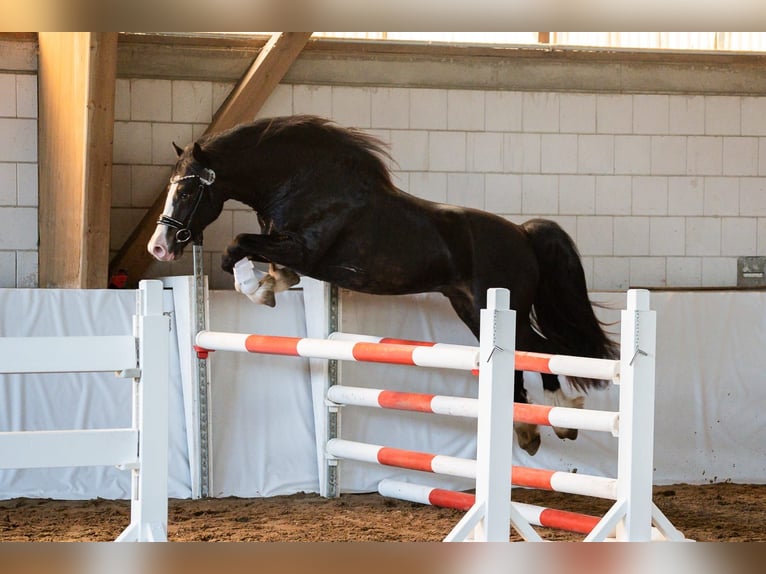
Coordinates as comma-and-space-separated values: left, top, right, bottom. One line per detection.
157, 169, 215, 244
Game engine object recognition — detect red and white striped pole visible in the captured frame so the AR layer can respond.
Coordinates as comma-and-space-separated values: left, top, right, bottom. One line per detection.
326, 438, 618, 500
326, 385, 619, 435
195, 331, 619, 381
378, 479, 601, 536
329, 332, 620, 381
195, 332, 479, 371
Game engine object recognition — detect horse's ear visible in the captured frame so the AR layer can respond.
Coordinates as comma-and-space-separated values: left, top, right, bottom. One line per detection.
192, 142, 211, 165
172, 142, 184, 157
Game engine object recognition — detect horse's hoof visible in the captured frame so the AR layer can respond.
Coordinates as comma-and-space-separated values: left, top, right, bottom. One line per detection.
514, 423, 541, 456
269, 264, 301, 292
553, 426, 579, 441
247, 275, 276, 307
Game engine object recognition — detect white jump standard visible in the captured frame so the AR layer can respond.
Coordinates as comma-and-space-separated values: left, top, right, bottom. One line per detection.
195, 288, 685, 542
0, 280, 170, 542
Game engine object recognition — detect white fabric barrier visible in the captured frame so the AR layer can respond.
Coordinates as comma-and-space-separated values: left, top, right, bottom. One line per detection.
1, 286, 765, 499
0, 288, 189, 500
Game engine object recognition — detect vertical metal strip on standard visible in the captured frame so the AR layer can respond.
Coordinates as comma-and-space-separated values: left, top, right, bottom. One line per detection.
326, 284, 340, 497
302, 277, 340, 498
192, 244, 211, 498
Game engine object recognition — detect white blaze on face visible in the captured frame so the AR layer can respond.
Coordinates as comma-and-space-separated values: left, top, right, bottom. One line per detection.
147, 181, 181, 261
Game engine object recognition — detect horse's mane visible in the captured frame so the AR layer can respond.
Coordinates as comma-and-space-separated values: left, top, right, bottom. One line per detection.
198, 115, 395, 187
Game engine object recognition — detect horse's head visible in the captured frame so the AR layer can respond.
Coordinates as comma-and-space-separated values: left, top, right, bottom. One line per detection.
148, 141, 224, 261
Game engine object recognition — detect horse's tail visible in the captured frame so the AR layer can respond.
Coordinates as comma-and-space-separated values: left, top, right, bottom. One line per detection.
522, 218, 619, 390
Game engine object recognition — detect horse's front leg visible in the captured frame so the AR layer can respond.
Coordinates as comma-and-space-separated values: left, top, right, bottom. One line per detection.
223, 233, 305, 307
221, 232, 307, 273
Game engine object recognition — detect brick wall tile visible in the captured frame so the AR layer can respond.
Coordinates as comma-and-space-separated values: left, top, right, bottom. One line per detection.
503, 133, 540, 173
705, 96, 741, 135
632, 176, 668, 215
576, 216, 613, 256
485, 91, 521, 131
701, 257, 736, 286
131, 79, 171, 122
596, 94, 632, 134
561, 94, 596, 133
172, 80, 213, 124
614, 216, 649, 256
667, 257, 701, 287
15, 74, 37, 119
331, 86, 371, 127
741, 97, 766, 136
485, 173, 522, 214
16, 250, 37, 287
668, 96, 704, 135
256, 84, 293, 119
630, 257, 666, 286
541, 134, 577, 173
593, 257, 630, 290
559, 175, 595, 214
721, 216, 756, 256
448, 90, 485, 131
429, 131, 466, 171
0, 207, 37, 249
16, 163, 37, 207
410, 172, 448, 203
614, 135, 650, 174
0, 119, 37, 162
703, 177, 739, 216
633, 95, 669, 134
686, 217, 721, 256
467, 132, 503, 172
0, 163, 16, 205
410, 89, 447, 130
740, 177, 766, 215
151, 123, 193, 165
522, 174, 558, 215
668, 176, 703, 216
687, 136, 723, 175
595, 175, 631, 215
0, 74, 16, 117
390, 130, 429, 171
371, 87, 409, 129
722, 137, 758, 176
651, 136, 686, 175
294, 85, 332, 117
650, 217, 685, 256
523, 92, 559, 133
0, 252, 14, 287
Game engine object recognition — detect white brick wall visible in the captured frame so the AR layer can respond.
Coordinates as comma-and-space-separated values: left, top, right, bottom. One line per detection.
106, 84, 766, 290
0, 73, 37, 287
4, 68, 766, 290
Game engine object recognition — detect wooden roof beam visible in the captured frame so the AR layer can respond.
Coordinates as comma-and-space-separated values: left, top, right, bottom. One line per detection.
109, 32, 313, 284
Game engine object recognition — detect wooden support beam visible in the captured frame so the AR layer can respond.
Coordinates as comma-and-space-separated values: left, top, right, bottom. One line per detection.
38, 32, 118, 288
538, 32, 551, 44
109, 32, 313, 285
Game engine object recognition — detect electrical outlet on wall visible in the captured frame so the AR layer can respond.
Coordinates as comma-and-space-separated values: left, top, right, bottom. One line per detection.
737, 256, 766, 287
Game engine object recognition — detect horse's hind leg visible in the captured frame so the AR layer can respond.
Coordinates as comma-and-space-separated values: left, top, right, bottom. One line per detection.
445, 289, 542, 456
514, 371, 542, 456
541, 373, 582, 441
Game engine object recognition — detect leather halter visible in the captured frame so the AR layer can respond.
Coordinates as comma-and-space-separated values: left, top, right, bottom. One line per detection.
157, 168, 215, 244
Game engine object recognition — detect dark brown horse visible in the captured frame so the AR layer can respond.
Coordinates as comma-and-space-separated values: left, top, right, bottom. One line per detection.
148, 115, 617, 455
